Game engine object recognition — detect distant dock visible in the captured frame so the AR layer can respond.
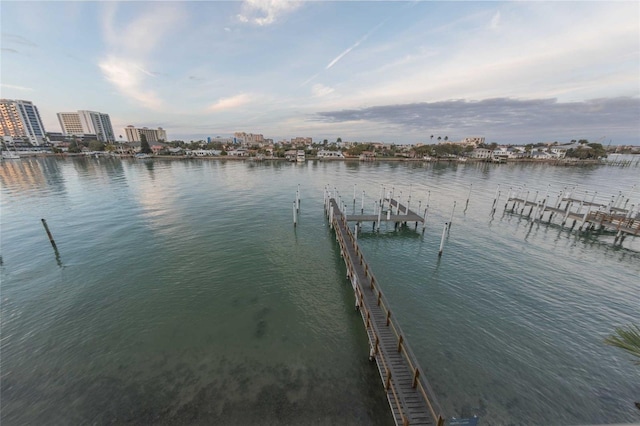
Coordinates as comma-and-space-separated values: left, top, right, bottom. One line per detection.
504, 185, 639, 244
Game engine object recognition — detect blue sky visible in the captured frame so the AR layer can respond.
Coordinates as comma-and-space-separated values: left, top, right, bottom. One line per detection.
2, 1, 639, 145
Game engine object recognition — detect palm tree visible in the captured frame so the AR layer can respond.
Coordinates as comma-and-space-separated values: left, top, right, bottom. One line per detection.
605, 324, 640, 365
430, 135, 434, 143
444, 136, 448, 143
437, 136, 441, 143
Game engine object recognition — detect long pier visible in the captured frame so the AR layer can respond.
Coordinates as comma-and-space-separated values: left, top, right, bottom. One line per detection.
326, 197, 446, 426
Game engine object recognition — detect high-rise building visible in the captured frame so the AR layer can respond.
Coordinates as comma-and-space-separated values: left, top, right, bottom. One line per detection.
57, 110, 115, 142
125, 125, 167, 143
0, 99, 47, 145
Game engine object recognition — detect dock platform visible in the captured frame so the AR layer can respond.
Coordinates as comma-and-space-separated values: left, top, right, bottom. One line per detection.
327, 197, 446, 426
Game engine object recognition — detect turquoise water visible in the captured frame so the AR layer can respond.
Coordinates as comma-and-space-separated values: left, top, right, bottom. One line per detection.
1, 157, 639, 425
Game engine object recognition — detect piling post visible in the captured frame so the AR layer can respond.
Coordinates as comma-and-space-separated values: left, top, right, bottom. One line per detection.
448, 201, 456, 230
329, 205, 334, 229
438, 222, 448, 256
465, 184, 473, 212
492, 191, 501, 217
528, 191, 538, 217
41, 218, 58, 250
353, 184, 357, 204
504, 187, 512, 211
397, 191, 402, 215
377, 201, 382, 232
520, 190, 530, 214
354, 223, 358, 241
361, 190, 365, 213
293, 201, 297, 227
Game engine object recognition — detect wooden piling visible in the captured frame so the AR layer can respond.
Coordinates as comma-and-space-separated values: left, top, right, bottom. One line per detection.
41, 218, 58, 250
438, 222, 447, 257
293, 201, 297, 227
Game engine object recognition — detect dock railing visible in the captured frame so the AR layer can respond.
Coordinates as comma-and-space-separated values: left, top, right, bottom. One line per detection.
332, 208, 446, 426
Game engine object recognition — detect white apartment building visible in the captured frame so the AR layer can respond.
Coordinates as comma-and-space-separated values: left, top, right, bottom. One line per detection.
0, 99, 47, 145
57, 110, 115, 142
125, 125, 167, 143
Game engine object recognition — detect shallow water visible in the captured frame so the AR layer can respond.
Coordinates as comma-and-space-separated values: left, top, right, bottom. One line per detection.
1, 157, 638, 425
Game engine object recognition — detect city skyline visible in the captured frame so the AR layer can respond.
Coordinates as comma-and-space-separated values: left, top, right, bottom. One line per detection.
1, 1, 639, 145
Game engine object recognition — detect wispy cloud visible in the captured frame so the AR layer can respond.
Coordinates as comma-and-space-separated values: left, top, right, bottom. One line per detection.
0, 83, 33, 92
326, 19, 387, 70
1, 48, 19, 54
1, 33, 37, 47
312, 84, 334, 97
99, 57, 163, 110
207, 94, 252, 112
237, 0, 301, 26
99, 3, 186, 109
490, 11, 501, 30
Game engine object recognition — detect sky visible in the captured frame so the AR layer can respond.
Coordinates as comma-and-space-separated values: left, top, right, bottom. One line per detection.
1, 1, 639, 145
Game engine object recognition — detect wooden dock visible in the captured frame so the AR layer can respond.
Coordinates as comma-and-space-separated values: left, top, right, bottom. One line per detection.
505, 188, 639, 242
326, 197, 446, 426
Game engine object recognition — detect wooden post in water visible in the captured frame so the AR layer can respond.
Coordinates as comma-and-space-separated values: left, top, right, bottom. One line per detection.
528, 191, 538, 217
353, 184, 357, 204
520, 190, 530, 214
448, 201, 456, 230
377, 201, 382, 232
361, 190, 365, 213
329, 205, 334, 229
41, 218, 58, 250
438, 222, 448, 256
466, 183, 474, 212
504, 187, 512, 212
492, 191, 501, 217
354, 223, 358, 241
293, 201, 297, 227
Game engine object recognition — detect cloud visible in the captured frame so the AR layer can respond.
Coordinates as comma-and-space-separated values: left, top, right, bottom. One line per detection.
99, 3, 186, 109
1, 48, 19, 54
1, 33, 37, 47
490, 11, 501, 30
99, 57, 163, 110
237, 0, 301, 26
326, 18, 387, 70
0, 83, 33, 91
207, 94, 251, 112
312, 84, 334, 97
314, 97, 640, 143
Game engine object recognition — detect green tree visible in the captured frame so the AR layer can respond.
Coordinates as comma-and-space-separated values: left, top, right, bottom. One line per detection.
88, 140, 105, 151
68, 138, 81, 153
337, 137, 342, 143
140, 134, 152, 154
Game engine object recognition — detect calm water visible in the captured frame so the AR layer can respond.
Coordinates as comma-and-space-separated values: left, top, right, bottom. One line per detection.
1, 157, 638, 425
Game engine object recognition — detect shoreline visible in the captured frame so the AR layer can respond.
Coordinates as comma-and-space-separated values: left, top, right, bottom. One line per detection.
7, 152, 638, 167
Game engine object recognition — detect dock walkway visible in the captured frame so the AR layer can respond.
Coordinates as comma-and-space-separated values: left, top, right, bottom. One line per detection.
327, 197, 445, 426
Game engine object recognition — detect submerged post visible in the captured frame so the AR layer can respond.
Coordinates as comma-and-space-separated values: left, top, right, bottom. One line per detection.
438, 222, 448, 256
